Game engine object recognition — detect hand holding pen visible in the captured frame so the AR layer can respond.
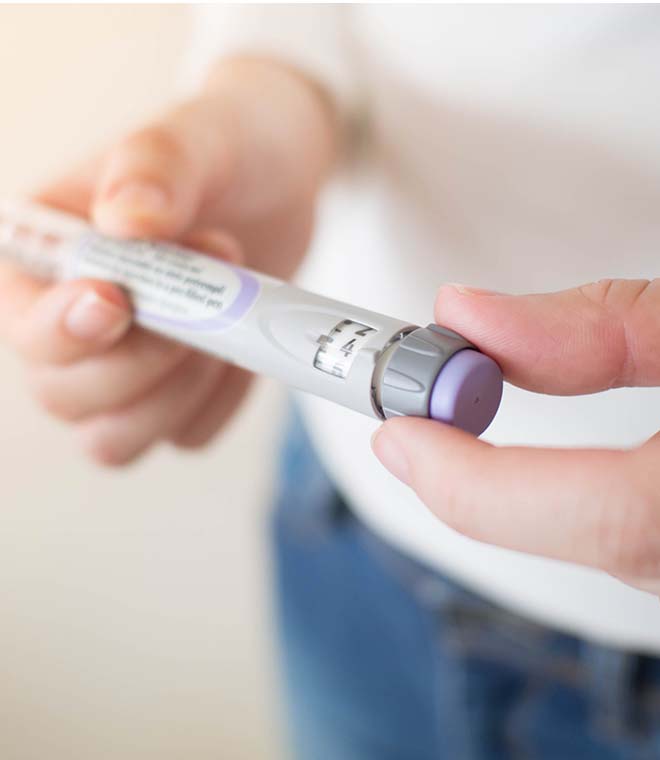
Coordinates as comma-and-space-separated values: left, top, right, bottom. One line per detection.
373, 280, 660, 598
0, 58, 336, 465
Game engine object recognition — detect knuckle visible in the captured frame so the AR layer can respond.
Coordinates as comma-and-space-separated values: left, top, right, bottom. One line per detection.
80, 417, 133, 467
576, 279, 657, 387
595, 481, 660, 576
418, 474, 473, 537
172, 437, 203, 451
120, 124, 189, 168
83, 431, 133, 468
577, 278, 616, 307
577, 278, 653, 310
172, 430, 214, 451
29, 373, 83, 422
442, 494, 477, 539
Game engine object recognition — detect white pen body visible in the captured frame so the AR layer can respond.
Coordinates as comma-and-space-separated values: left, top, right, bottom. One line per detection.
60, 231, 412, 419
0, 199, 503, 434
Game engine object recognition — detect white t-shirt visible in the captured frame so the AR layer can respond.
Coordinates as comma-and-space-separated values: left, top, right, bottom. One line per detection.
185, 5, 660, 653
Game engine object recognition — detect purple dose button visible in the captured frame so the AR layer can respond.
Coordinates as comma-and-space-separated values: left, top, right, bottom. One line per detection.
429, 349, 503, 435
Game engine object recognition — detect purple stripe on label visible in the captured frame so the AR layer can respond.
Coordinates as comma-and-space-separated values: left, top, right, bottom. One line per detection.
136, 266, 260, 332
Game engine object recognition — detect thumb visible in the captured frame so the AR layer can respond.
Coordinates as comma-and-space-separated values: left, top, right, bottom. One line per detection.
370, 416, 653, 576
435, 279, 660, 395
92, 99, 234, 240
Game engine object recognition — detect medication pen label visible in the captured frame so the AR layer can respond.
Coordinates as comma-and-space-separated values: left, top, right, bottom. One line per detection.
67, 233, 260, 331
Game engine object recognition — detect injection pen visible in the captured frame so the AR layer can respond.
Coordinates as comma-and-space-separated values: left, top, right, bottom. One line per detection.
0, 199, 503, 435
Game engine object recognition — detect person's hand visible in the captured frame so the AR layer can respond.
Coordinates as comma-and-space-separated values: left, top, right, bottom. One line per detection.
0, 58, 337, 465
371, 279, 660, 597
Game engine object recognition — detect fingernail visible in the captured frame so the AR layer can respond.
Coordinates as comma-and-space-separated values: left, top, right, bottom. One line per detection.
98, 182, 168, 219
371, 428, 411, 486
65, 291, 130, 342
447, 283, 502, 296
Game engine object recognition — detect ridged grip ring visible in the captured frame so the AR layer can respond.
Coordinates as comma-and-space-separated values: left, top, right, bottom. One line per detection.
379, 324, 473, 419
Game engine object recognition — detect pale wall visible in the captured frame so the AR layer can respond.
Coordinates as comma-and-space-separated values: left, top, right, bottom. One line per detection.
0, 6, 285, 759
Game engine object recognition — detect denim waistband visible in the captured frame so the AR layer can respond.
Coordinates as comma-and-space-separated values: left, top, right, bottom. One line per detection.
273, 406, 660, 749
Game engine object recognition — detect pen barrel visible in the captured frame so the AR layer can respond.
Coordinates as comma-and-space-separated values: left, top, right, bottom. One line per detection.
0, 199, 503, 433
62, 230, 412, 419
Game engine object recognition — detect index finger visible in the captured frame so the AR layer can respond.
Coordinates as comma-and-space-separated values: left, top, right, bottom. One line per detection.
33, 152, 102, 218
435, 279, 660, 395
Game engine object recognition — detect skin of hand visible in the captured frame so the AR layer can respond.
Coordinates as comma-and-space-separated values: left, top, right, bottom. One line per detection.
371, 279, 660, 598
0, 58, 338, 466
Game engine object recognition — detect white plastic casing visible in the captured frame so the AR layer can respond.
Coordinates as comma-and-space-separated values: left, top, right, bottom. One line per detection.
66, 240, 413, 419
0, 200, 504, 434
0, 200, 412, 419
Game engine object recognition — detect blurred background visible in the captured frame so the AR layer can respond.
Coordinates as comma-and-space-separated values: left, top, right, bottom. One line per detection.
0, 6, 285, 759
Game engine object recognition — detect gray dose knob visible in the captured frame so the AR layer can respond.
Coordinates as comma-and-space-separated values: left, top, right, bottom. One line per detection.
378, 325, 503, 436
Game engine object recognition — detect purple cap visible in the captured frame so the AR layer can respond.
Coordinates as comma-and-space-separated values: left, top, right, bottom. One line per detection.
429, 349, 502, 435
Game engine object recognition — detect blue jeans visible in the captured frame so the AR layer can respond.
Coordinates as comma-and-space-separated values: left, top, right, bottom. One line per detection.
271, 412, 660, 760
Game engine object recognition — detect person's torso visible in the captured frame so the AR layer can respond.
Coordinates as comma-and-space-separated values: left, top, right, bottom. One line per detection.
296, 5, 660, 652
